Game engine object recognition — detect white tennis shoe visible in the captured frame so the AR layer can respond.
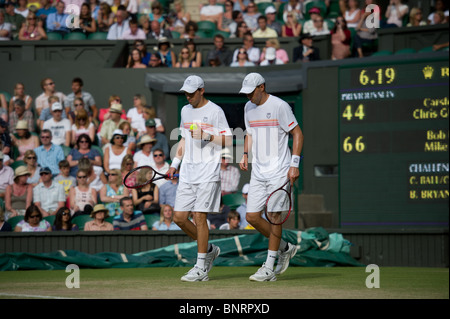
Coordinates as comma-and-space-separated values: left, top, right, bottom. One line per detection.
205, 244, 220, 272
249, 263, 277, 282
274, 242, 298, 275
181, 265, 209, 282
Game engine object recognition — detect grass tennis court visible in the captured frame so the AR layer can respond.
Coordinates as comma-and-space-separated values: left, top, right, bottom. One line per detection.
0, 266, 448, 299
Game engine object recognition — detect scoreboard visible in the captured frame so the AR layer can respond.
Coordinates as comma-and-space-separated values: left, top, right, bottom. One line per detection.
338, 57, 449, 227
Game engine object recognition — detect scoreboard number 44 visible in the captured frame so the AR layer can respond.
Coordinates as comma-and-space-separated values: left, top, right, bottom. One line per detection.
342, 104, 366, 121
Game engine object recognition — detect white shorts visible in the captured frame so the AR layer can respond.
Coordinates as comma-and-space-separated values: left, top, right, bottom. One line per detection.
174, 181, 221, 213
246, 176, 290, 213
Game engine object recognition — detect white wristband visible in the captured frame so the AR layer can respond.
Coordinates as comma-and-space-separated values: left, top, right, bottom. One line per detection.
290, 155, 302, 168
170, 157, 182, 170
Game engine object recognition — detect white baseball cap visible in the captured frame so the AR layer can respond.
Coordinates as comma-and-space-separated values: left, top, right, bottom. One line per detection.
265, 6, 276, 15
239, 73, 265, 94
180, 75, 204, 93
51, 102, 63, 111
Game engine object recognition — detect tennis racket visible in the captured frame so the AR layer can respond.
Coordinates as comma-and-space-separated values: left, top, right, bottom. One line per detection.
123, 165, 179, 189
264, 180, 292, 225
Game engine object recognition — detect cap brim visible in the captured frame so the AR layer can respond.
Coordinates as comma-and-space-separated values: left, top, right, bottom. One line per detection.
179, 85, 198, 93
239, 86, 256, 94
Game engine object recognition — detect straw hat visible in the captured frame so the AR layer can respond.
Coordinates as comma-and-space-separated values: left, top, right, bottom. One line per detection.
91, 204, 110, 218
137, 134, 157, 146
15, 120, 28, 130
109, 103, 123, 114
14, 166, 31, 180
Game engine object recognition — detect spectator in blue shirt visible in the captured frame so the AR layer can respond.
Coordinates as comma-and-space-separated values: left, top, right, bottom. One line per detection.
113, 197, 148, 231
46, 1, 70, 35
34, 129, 65, 177
36, 0, 56, 24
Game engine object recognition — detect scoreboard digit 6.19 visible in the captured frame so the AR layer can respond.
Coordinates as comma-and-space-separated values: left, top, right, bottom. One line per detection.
338, 57, 449, 228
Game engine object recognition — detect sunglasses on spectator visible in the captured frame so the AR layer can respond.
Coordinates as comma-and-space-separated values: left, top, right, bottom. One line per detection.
40, 136, 51, 139
27, 156, 37, 160
79, 140, 89, 143
77, 175, 87, 179
74, 103, 83, 106
153, 154, 163, 157
46, 82, 55, 86
109, 173, 118, 176
29, 215, 40, 219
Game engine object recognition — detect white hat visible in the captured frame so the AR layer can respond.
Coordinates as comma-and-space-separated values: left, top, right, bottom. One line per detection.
180, 75, 204, 93
15, 120, 28, 130
239, 73, 265, 94
265, 47, 276, 60
51, 102, 63, 111
265, 6, 276, 15
221, 148, 233, 160
242, 183, 250, 194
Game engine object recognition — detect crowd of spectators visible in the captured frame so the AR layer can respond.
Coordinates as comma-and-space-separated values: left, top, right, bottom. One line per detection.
1, 0, 448, 63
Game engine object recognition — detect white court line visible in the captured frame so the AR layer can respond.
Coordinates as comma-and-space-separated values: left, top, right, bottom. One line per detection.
0, 293, 79, 299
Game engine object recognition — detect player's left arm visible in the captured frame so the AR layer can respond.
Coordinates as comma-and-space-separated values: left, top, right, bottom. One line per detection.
288, 125, 304, 184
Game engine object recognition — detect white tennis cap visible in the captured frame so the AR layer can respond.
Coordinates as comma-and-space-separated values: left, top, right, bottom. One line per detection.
180, 75, 204, 93
239, 73, 265, 94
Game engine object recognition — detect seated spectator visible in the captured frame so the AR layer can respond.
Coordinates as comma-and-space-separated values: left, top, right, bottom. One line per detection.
96, 1, 114, 32
9, 82, 33, 114
4, 2, 25, 40
293, 33, 321, 62
217, 0, 234, 33
230, 47, 256, 67
4, 166, 33, 219
38, 95, 68, 130
23, 149, 41, 186
133, 134, 156, 168
33, 167, 66, 217
113, 197, 148, 230
123, 18, 146, 40
119, 121, 136, 154
76, 2, 97, 35
152, 148, 170, 187
427, 0, 449, 24
138, 119, 169, 159
53, 159, 76, 198
168, 0, 191, 34
236, 183, 249, 229
149, 0, 167, 27
148, 52, 167, 68
106, 5, 130, 40
98, 96, 127, 133
52, 207, 79, 231
42, 102, 71, 147
220, 148, 240, 196
184, 39, 202, 67
104, 129, 132, 175
206, 33, 233, 67
131, 167, 160, 215
71, 108, 96, 145
152, 204, 181, 230
180, 20, 199, 40
260, 38, 289, 64
126, 48, 148, 69
309, 15, 330, 36
407, 8, 426, 27
78, 157, 106, 193
84, 204, 114, 231
232, 32, 260, 65
67, 134, 102, 177
252, 15, 278, 38
243, 1, 261, 32
330, 16, 351, 60
15, 0, 29, 19
34, 129, 65, 177
384, 0, 409, 28
302, 7, 324, 35
282, 11, 302, 37
343, 0, 362, 29
11, 120, 39, 161
219, 210, 241, 230
14, 204, 52, 232
0, 205, 12, 232
142, 105, 165, 134
18, 11, 47, 41
155, 37, 177, 68
100, 168, 130, 217
158, 171, 178, 207
36, 0, 56, 26
0, 10, 12, 41
0, 119, 11, 156
207, 201, 230, 230
260, 47, 284, 65
9, 98, 35, 134
120, 154, 135, 183
99, 103, 127, 146
200, 0, 224, 25
175, 47, 199, 68
431, 10, 447, 25
63, 77, 98, 123
283, 0, 304, 24
265, 6, 282, 37
146, 20, 172, 40
69, 169, 97, 218
45, 1, 69, 36
34, 77, 66, 118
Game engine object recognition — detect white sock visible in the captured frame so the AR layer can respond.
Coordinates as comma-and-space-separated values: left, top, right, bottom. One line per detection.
196, 253, 207, 270
265, 250, 278, 270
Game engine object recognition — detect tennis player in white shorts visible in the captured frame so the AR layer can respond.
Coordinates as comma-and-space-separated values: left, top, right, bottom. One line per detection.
239, 72, 304, 282
167, 75, 232, 282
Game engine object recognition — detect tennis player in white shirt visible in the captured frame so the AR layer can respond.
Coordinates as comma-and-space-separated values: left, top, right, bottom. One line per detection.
239, 72, 304, 281
167, 75, 232, 282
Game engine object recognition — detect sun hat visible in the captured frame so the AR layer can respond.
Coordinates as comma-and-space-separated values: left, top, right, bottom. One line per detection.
239, 73, 265, 94
91, 204, 109, 218
137, 134, 157, 146
14, 166, 31, 180
221, 148, 233, 160
110, 129, 127, 144
179, 75, 205, 93
109, 103, 123, 114
15, 120, 28, 130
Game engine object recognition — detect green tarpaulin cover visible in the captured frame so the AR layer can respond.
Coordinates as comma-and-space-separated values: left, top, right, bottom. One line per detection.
0, 228, 363, 271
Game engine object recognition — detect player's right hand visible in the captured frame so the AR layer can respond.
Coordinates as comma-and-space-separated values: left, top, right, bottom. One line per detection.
167, 167, 177, 179
239, 155, 248, 171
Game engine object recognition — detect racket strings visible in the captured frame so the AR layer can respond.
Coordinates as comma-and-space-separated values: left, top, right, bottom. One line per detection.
266, 189, 291, 225
123, 167, 156, 188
